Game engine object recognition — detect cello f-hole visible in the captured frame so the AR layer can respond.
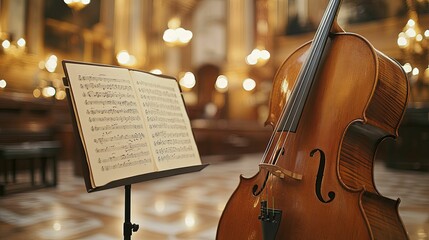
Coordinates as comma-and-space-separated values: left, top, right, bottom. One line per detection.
252, 173, 270, 197
310, 148, 336, 203
252, 147, 285, 196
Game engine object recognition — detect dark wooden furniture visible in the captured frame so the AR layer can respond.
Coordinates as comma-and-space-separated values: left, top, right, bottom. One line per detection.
0, 92, 64, 195
191, 119, 272, 156
0, 141, 60, 195
384, 104, 429, 171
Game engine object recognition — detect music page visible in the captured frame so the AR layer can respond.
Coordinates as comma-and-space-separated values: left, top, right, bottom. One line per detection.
130, 70, 201, 170
65, 63, 155, 187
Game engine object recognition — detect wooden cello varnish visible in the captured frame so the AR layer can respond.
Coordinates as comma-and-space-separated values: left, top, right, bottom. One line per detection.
216, 0, 409, 239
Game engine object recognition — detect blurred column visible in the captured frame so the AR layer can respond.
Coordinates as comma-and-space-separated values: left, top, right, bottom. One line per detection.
149, 0, 167, 72
114, 0, 130, 57
129, 0, 147, 68
26, 0, 44, 56
1, 0, 26, 40
8, 0, 26, 39
113, 0, 148, 68
224, 0, 254, 120
95, 0, 114, 64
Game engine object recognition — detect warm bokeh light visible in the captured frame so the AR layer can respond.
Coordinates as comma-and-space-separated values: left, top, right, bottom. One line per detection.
154, 199, 166, 213
179, 72, 196, 89
246, 48, 270, 65
397, 33, 408, 48
42, 86, 56, 97
116, 50, 130, 64
184, 213, 196, 228
116, 50, 136, 66
17, 38, 26, 48
163, 29, 178, 43
33, 89, 41, 98
397, 16, 428, 55
403, 63, 412, 73
416, 34, 423, 41
0, 79, 6, 88
53, 222, 62, 231
215, 75, 228, 92
150, 69, 163, 75
246, 54, 258, 65
168, 17, 181, 29
406, 28, 417, 38
163, 28, 193, 45
55, 90, 67, 100
242, 78, 256, 91
45, 55, 58, 73
38, 61, 45, 70
177, 28, 193, 43
412, 67, 420, 76
163, 18, 193, 46
63, 0, 91, 11
2, 40, 10, 49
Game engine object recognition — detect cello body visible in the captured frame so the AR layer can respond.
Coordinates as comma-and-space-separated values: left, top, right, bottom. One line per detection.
216, 30, 409, 240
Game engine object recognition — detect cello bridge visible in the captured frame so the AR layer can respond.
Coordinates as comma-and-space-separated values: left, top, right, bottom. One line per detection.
259, 163, 303, 181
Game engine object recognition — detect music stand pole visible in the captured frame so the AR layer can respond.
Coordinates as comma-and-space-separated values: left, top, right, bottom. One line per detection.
124, 184, 139, 240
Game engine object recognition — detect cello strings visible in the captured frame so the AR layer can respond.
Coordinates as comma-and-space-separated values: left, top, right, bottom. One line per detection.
260, 2, 333, 166
260, 44, 322, 164
258, 0, 339, 207
278, 0, 338, 146
259, 0, 334, 163
274, 0, 338, 159
258, 46, 319, 166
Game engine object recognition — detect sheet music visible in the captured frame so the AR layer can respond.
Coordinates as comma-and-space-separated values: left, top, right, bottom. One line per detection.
130, 70, 201, 170
65, 63, 155, 187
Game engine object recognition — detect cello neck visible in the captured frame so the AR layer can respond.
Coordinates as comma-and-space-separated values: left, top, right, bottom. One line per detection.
278, 0, 343, 133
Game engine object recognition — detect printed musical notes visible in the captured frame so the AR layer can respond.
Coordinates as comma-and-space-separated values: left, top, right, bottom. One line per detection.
77, 72, 153, 176
131, 70, 201, 170
63, 61, 201, 188
64, 64, 155, 187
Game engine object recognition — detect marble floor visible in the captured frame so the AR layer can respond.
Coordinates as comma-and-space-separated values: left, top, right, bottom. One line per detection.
0, 153, 428, 240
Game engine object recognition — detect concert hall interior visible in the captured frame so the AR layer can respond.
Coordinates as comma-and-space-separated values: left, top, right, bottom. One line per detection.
0, 0, 428, 239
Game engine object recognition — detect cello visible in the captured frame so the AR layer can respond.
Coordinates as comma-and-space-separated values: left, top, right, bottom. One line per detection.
216, 0, 409, 239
